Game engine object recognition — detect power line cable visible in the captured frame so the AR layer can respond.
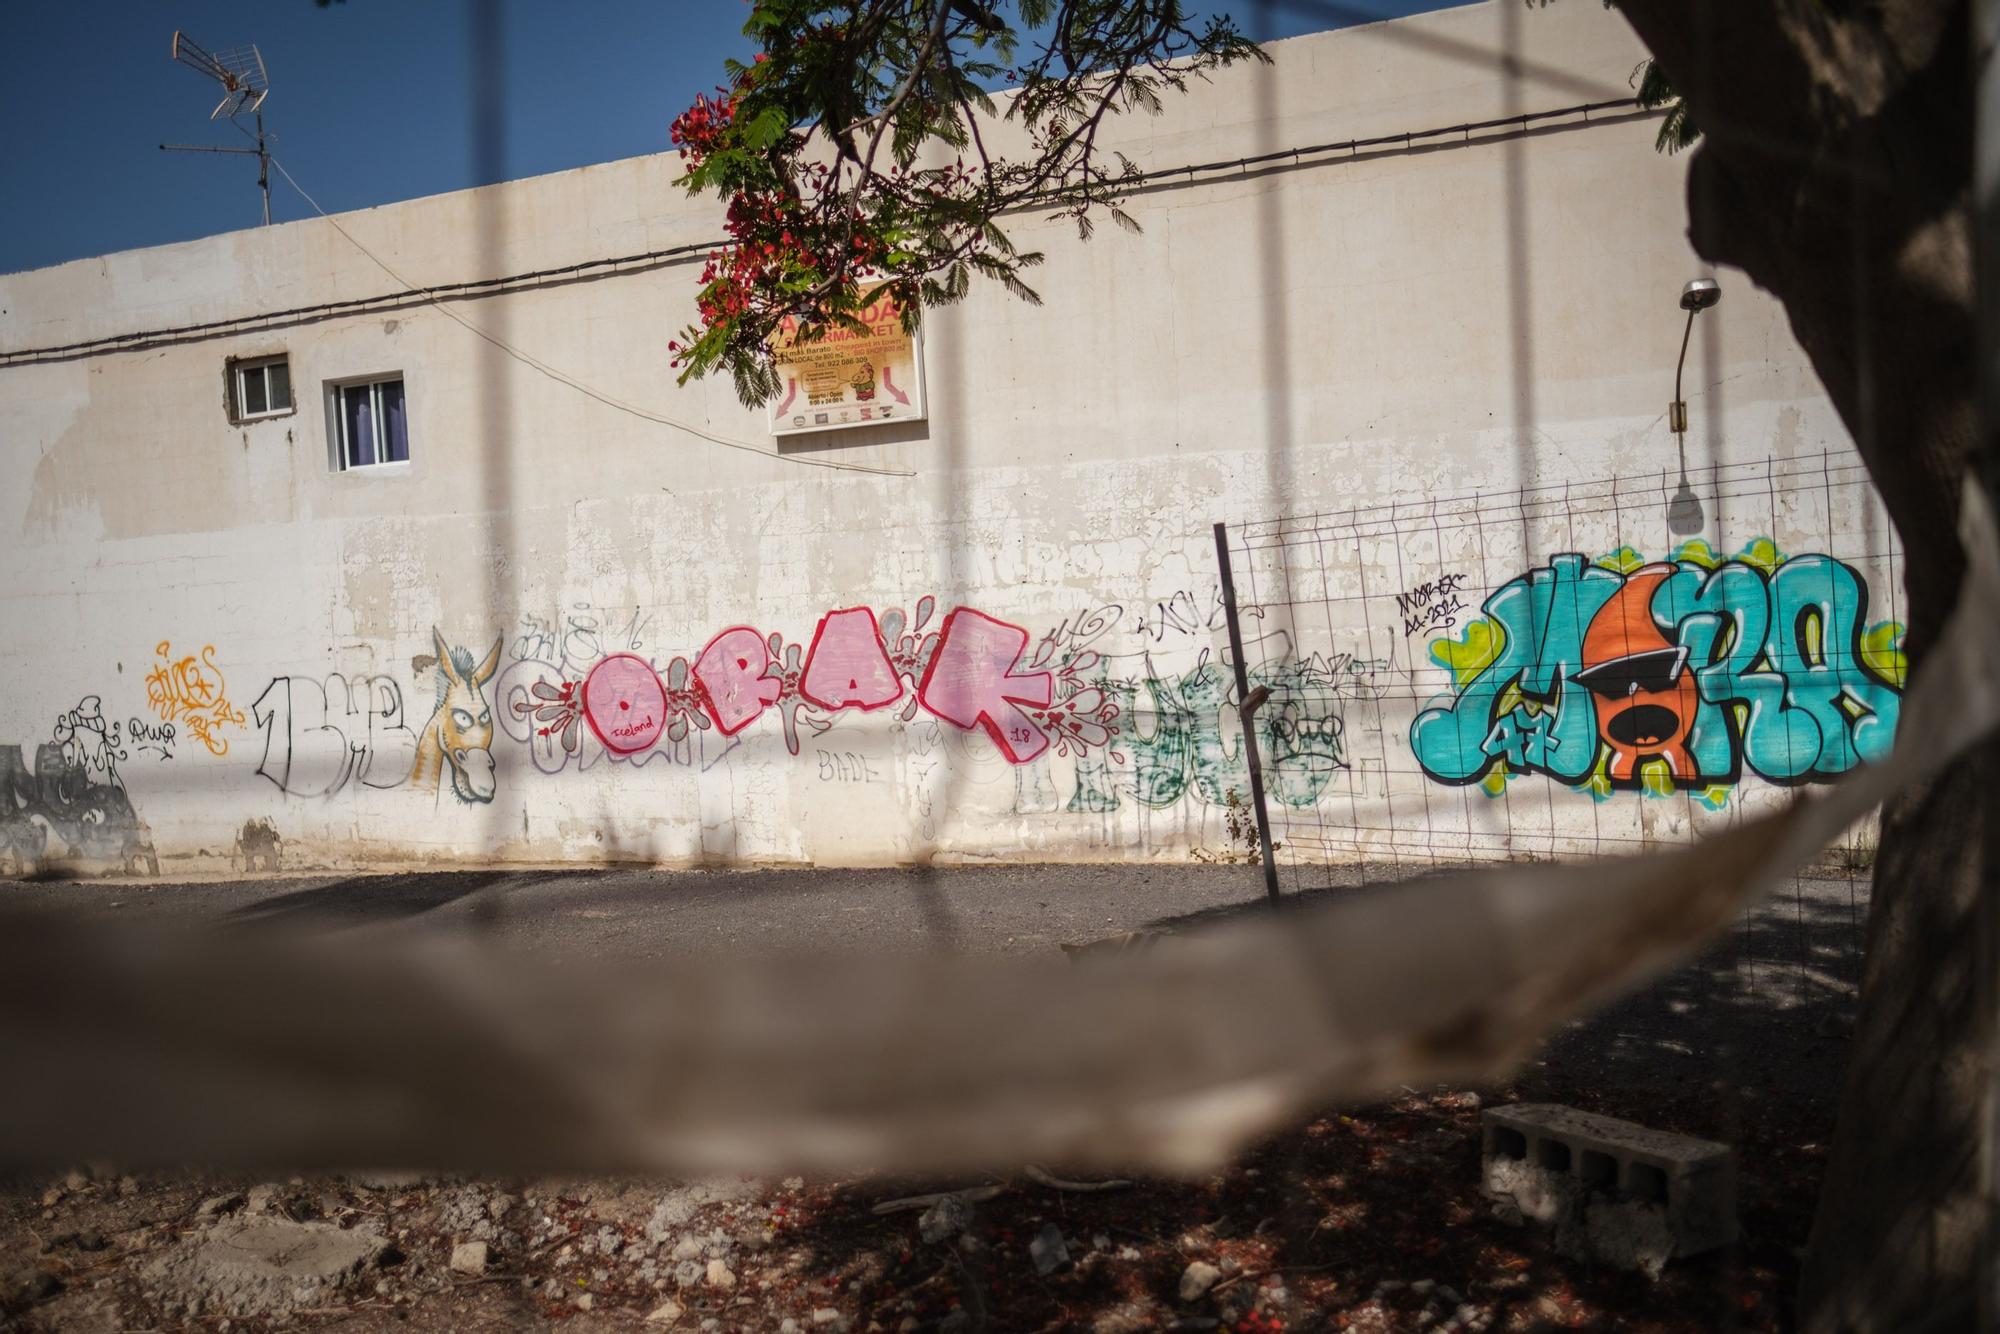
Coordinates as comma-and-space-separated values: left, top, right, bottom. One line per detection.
267, 152, 916, 480
0, 98, 1650, 366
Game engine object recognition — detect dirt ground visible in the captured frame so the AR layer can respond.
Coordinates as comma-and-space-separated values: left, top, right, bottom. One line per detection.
0, 1075, 1836, 1332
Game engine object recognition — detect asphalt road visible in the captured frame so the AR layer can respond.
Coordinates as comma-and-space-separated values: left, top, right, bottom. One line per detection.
0, 862, 1341, 960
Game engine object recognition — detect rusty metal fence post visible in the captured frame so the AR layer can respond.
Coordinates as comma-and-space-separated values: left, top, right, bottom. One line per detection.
1213, 521, 1280, 902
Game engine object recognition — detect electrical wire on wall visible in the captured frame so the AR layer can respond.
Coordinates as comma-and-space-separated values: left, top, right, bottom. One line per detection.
265, 154, 918, 480
0, 97, 1654, 369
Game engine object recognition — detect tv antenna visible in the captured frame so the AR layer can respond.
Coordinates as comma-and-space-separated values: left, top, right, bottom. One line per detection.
160, 31, 274, 226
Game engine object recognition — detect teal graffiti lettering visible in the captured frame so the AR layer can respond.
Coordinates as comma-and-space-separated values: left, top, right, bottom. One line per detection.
1411, 544, 1904, 796
1410, 555, 1620, 785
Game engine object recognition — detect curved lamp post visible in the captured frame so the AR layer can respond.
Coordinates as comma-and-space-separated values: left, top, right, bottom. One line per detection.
1667, 277, 1721, 535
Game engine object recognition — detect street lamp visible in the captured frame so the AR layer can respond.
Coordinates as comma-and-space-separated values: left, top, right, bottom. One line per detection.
1667, 278, 1721, 535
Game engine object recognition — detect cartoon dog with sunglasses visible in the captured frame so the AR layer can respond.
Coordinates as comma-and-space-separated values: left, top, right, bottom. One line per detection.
1570, 565, 1700, 784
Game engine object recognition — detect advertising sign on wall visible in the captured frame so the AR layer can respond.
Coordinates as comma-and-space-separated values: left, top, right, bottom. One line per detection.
766, 291, 926, 436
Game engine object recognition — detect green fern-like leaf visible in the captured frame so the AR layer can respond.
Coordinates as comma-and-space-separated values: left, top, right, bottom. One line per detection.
1631, 58, 1700, 153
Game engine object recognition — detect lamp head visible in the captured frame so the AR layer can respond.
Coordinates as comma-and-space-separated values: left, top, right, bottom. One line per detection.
1679, 278, 1722, 312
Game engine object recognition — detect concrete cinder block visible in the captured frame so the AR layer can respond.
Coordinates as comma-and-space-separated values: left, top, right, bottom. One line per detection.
1481, 1103, 1736, 1274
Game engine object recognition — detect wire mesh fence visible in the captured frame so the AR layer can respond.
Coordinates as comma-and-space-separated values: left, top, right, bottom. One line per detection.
1216, 449, 1901, 1018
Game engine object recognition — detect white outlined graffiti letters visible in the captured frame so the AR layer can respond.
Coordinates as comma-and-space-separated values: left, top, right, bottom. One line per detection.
250, 675, 418, 798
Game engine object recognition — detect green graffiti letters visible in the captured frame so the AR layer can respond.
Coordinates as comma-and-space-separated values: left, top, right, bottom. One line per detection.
1063, 654, 1372, 813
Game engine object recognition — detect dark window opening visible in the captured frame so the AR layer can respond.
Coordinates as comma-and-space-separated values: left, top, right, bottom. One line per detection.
331, 376, 409, 470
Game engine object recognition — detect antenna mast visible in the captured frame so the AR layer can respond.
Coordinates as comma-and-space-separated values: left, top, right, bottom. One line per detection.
160, 31, 274, 226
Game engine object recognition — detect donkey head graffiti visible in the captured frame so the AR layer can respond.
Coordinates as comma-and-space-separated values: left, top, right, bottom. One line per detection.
413, 628, 502, 804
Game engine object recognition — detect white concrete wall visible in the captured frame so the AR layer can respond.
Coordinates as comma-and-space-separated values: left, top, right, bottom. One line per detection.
0, 1, 1903, 876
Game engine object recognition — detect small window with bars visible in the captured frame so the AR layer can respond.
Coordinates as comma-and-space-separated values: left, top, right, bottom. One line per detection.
228, 354, 293, 422
328, 375, 410, 471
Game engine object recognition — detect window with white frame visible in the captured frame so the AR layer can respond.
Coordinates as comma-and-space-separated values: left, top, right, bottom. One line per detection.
229, 354, 293, 422
328, 375, 410, 471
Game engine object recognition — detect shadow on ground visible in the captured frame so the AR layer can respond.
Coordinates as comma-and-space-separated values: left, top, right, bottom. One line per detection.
1142, 868, 1864, 1119
221, 869, 602, 931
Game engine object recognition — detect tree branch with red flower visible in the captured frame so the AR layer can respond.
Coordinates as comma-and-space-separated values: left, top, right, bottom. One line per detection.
668, 1, 1264, 405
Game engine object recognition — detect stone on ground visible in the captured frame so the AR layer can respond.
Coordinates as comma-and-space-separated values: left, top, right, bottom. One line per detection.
644, 1178, 762, 1246
1179, 1259, 1223, 1302
449, 1240, 489, 1275
918, 1194, 970, 1245
195, 1193, 244, 1218
1030, 1223, 1071, 1276
142, 1216, 388, 1319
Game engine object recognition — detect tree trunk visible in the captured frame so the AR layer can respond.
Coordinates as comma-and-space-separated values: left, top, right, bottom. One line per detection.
1607, 3, 1989, 1328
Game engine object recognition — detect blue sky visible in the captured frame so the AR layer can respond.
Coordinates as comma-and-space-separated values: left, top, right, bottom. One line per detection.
0, 1, 1472, 275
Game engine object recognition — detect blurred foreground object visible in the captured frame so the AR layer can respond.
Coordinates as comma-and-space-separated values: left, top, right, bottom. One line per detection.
1, 491, 1995, 1179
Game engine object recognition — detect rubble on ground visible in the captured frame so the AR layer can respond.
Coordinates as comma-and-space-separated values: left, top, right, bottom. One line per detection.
0, 1084, 1820, 1331
140, 1215, 390, 1320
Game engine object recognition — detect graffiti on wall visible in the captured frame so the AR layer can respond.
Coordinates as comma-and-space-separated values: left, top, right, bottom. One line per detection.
816, 749, 885, 784
413, 630, 503, 805
0, 697, 157, 874
144, 641, 245, 757
498, 596, 1121, 774
1057, 650, 1387, 813
1410, 539, 1906, 803
1007, 589, 1391, 817
1396, 573, 1469, 638
246, 630, 498, 804
250, 674, 418, 798
129, 717, 176, 760
1127, 588, 1233, 644
511, 604, 653, 676
55, 696, 124, 789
